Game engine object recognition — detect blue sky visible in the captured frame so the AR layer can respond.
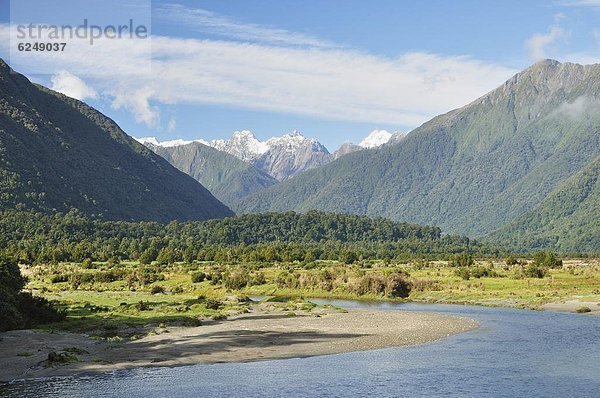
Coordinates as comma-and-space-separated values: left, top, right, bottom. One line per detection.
1, 0, 599, 150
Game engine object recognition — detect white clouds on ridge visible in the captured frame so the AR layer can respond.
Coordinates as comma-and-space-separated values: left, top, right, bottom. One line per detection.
50, 70, 97, 100
526, 25, 568, 61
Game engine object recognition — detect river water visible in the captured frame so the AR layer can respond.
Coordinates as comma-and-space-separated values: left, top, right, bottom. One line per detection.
2, 301, 599, 397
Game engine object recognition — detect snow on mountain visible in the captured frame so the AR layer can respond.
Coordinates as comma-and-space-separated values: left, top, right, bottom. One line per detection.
257, 131, 331, 180
211, 130, 269, 162
138, 129, 401, 181
358, 130, 393, 148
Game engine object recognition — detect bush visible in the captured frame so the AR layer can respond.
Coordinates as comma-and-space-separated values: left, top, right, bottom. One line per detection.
454, 267, 471, 280
385, 273, 411, 298
134, 301, 151, 311
533, 252, 562, 269
449, 253, 474, 267
524, 264, 547, 278
50, 274, 69, 283
150, 285, 165, 294
0, 256, 64, 331
191, 271, 207, 283
471, 266, 498, 278
81, 258, 94, 269
505, 256, 518, 266
204, 298, 222, 310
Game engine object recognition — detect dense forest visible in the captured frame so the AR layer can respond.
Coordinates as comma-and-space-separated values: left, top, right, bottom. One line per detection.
0, 210, 500, 264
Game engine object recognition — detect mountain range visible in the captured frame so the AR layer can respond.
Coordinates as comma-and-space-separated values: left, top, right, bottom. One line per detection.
233, 60, 600, 250
0, 57, 597, 252
138, 129, 403, 181
0, 59, 233, 222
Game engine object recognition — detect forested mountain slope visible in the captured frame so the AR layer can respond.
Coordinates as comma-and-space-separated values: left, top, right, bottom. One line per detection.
0, 60, 233, 221
489, 155, 600, 252
148, 142, 277, 207
236, 60, 600, 239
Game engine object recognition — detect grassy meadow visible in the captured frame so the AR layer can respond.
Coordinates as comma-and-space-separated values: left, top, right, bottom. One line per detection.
20, 257, 600, 338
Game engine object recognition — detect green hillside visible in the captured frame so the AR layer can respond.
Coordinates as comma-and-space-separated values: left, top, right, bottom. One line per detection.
149, 142, 277, 207
0, 60, 233, 222
489, 155, 600, 253
235, 60, 600, 241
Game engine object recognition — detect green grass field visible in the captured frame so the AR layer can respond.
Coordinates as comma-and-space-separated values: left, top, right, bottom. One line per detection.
23, 258, 600, 335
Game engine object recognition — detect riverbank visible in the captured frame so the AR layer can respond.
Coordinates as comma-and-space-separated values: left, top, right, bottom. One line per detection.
0, 304, 477, 382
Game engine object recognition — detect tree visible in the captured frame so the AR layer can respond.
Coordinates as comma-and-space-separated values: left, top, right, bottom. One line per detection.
0, 255, 63, 331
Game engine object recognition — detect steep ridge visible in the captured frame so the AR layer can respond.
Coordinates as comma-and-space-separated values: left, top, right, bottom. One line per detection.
0, 60, 233, 222
147, 142, 277, 207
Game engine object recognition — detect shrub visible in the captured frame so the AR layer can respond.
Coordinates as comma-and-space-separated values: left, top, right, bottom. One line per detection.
524, 264, 547, 278
150, 285, 165, 295
134, 301, 151, 311
385, 273, 411, 298
222, 270, 250, 290
204, 298, 222, 310
0, 255, 64, 331
50, 274, 69, 283
505, 256, 518, 266
533, 252, 562, 269
171, 285, 184, 294
449, 253, 474, 267
454, 267, 471, 280
191, 271, 207, 283
471, 266, 498, 278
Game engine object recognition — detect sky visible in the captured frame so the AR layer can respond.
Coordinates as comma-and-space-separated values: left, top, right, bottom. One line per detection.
0, 0, 599, 151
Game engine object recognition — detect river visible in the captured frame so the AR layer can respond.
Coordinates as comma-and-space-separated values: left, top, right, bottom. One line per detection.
1, 301, 599, 397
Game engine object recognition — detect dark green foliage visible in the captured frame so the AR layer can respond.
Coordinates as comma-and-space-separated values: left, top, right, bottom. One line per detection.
490, 156, 600, 253
524, 263, 548, 279
532, 251, 563, 269
234, 61, 600, 247
0, 210, 498, 264
449, 252, 474, 267
191, 271, 207, 283
454, 268, 471, 280
0, 59, 233, 222
203, 298, 222, 310
0, 255, 64, 331
150, 285, 165, 294
470, 266, 498, 278
505, 256, 518, 266
149, 142, 278, 208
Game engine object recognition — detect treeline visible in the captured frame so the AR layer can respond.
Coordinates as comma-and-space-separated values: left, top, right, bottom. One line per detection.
0, 210, 501, 264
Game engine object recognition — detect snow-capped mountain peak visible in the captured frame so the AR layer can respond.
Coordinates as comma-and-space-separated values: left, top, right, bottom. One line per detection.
211, 130, 269, 162
359, 130, 393, 148
265, 131, 318, 153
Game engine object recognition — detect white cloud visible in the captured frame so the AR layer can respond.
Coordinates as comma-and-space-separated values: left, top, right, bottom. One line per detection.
50, 70, 97, 100
526, 25, 567, 61
157, 3, 336, 48
0, 23, 516, 130
111, 86, 159, 127
555, 95, 600, 118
